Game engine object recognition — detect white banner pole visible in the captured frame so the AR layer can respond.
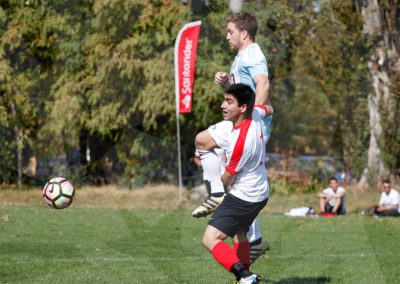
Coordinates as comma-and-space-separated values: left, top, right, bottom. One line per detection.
174, 24, 184, 202
174, 21, 201, 201
176, 114, 183, 201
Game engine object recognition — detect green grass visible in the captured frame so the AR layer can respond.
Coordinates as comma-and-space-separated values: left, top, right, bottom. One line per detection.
1, 205, 399, 283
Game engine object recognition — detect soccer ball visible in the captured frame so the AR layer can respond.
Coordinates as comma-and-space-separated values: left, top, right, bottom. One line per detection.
43, 177, 75, 209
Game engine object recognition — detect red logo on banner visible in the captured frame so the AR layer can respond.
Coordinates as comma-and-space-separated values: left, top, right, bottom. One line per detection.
174, 21, 201, 114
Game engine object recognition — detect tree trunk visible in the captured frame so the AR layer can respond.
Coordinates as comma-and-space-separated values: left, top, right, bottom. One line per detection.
229, 0, 244, 13
358, 0, 400, 188
79, 128, 89, 167
10, 99, 22, 188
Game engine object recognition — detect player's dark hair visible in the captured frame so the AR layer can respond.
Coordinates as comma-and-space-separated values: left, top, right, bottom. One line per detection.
225, 12, 258, 41
382, 179, 391, 184
329, 177, 338, 182
225, 83, 255, 118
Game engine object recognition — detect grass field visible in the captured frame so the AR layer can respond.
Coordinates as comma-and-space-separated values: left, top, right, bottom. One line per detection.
1, 185, 400, 283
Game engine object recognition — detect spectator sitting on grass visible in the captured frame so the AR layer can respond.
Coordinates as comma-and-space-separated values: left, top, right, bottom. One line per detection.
317, 177, 346, 216
374, 179, 400, 217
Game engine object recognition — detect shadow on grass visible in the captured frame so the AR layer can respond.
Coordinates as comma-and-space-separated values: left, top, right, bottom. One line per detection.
262, 277, 331, 283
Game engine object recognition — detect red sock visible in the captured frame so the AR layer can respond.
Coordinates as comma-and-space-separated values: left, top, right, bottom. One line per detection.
233, 241, 250, 269
211, 241, 240, 271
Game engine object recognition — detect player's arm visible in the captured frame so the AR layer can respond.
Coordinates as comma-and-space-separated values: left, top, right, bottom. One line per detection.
333, 191, 345, 199
317, 191, 328, 199
253, 74, 270, 106
381, 203, 398, 211
221, 171, 236, 188
264, 105, 273, 117
195, 129, 219, 151
215, 71, 231, 88
193, 155, 201, 167
376, 198, 384, 211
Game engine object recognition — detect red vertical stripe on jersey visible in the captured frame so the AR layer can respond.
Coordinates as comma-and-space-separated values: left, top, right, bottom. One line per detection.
254, 105, 268, 118
226, 118, 252, 174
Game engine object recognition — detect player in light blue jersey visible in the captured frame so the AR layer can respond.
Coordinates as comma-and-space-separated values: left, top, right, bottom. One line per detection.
226, 33, 272, 144
215, 12, 273, 263
215, 13, 272, 143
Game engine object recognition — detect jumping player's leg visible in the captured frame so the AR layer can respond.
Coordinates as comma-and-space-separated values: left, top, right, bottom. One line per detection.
192, 150, 226, 217
247, 218, 270, 263
246, 115, 273, 262
247, 218, 262, 243
198, 150, 225, 196
192, 127, 229, 218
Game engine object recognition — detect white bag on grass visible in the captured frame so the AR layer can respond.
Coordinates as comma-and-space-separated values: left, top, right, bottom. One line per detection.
284, 207, 315, 217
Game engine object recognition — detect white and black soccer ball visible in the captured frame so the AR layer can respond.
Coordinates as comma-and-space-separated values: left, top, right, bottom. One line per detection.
43, 177, 75, 209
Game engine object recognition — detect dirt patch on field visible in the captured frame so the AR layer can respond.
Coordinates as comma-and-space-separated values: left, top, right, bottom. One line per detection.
0, 183, 381, 214
0, 184, 197, 210
74, 184, 192, 210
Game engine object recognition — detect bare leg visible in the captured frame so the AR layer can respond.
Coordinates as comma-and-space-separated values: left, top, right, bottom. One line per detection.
332, 197, 342, 213
203, 225, 228, 252
318, 193, 327, 212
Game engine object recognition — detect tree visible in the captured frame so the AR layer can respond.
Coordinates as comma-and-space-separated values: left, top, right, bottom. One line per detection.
358, 0, 400, 187
1, 0, 397, 188
45, 0, 194, 185
0, 2, 60, 185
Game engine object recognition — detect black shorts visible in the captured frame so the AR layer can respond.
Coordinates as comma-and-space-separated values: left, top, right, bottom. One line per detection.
208, 193, 268, 238
326, 203, 344, 215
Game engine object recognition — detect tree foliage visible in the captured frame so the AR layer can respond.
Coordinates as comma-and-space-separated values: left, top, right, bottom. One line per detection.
0, 0, 398, 186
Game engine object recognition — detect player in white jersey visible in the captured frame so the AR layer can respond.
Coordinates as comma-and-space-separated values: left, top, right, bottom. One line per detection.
374, 179, 400, 217
196, 83, 272, 283
214, 12, 272, 262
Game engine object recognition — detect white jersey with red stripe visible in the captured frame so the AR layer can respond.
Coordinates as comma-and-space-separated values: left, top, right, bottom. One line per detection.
209, 105, 270, 202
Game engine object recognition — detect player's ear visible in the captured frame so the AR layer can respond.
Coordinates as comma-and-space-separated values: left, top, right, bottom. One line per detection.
241, 29, 249, 41
240, 104, 247, 114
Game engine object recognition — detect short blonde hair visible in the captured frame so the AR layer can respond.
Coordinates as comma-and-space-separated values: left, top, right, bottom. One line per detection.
225, 12, 258, 41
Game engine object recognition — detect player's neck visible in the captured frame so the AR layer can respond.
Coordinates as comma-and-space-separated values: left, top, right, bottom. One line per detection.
232, 115, 246, 128
238, 40, 255, 52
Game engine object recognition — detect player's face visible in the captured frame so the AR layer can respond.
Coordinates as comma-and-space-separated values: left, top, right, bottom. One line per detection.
382, 183, 391, 194
221, 93, 245, 123
329, 179, 338, 191
227, 22, 242, 52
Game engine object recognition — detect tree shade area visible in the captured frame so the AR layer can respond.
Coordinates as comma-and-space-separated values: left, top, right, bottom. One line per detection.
0, 0, 399, 188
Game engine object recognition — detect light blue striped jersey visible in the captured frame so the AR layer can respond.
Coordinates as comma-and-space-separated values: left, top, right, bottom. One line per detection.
229, 43, 272, 144
230, 43, 269, 91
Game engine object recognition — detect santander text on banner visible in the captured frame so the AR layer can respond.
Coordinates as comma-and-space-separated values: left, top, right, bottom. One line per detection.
174, 21, 201, 114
